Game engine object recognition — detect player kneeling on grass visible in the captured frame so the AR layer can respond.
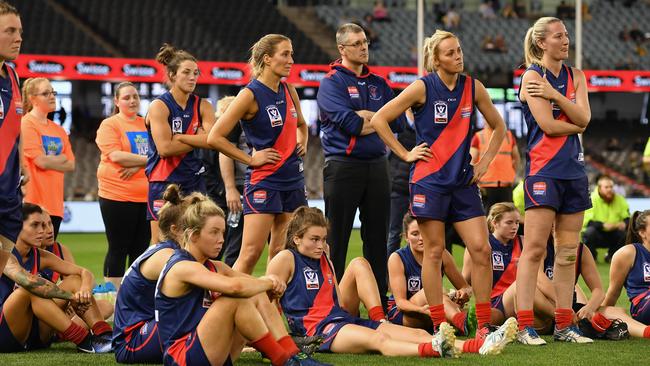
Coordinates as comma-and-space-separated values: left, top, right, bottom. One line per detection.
602, 210, 650, 340
154, 194, 328, 366
40, 210, 114, 323
388, 213, 473, 336
267, 206, 517, 358
0, 203, 112, 353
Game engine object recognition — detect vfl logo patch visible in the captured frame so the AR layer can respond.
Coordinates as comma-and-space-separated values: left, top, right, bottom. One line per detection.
460, 106, 472, 118
368, 85, 381, 101
413, 194, 426, 208
171, 117, 183, 134
532, 182, 546, 196
0, 96, 5, 119
407, 276, 421, 293
266, 105, 283, 127
643, 262, 650, 282
202, 289, 221, 308
492, 252, 504, 271
152, 199, 165, 213
434, 101, 448, 124
545, 267, 554, 280
348, 86, 359, 98
304, 267, 320, 290
253, 190, 267, 204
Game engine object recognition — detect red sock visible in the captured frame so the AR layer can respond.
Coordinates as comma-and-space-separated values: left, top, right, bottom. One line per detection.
452, 312, 467, 333
590, 313, 612, 333
61, 322, 89, 345
418, 342, 441, 358
91, 320, 112, 336
251, 332, 290, 366
277, 335, 300, 357
644, 326, 650, 339
555, 308, 574, 330
517, 309, 534, 331
475, 302, 491, 329
462, 338, 484, 353
429, 304, 445, 329
368, 306, 386, 322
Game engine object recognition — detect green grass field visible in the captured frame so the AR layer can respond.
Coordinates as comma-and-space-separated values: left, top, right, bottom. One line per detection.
2, 231, 646, 365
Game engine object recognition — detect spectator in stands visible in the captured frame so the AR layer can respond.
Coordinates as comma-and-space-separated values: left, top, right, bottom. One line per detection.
606, 137, 622, 152
372, 0, 391, 22
501, 3, 518, 19
494, 34, 508, 53
556, 1, 575, 20
582, 175, 630, 263
629, 23, 645, 44
581, 2, 592, 22
479, 1, 497, 19
443, 4, 461, 29
95, 82, 150, 290
529, 0, 543, 17
317, 23, 405, 304
481, 35, 497, 52
21, 77, 75, 239
619, 26, 631, 42
358, 14, 380, 50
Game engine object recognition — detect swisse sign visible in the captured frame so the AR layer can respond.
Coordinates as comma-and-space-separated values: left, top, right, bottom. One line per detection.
28, 60, 64, 74
122, 64, 157, 77
387, 71, 418, 86
75, 62, 111, 76
634, 75, 650, 88
589, 75, 622, 88
211, 67, 244, 80
298, 69, 327, 82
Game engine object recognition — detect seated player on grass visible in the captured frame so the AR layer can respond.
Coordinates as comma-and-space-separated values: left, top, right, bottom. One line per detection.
267, 206, 518, 358
388, 213, 473, 335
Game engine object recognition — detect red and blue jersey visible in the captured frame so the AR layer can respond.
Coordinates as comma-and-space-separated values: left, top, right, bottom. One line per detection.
625, 243, 650, 304
40, 242, 64, 283
521, 64, 585, 179
410, 73, 475, 193
0, 247, 40, 305
317, 60, 404, 160
114, 240, 177, 348
0, 64, 23, 212
146, 92, 204, 185
280, 250, 349, 337
241, 80, 304, 191
155, 249, 218, 350
489, 234, 522, 299
388, 246, 422, 305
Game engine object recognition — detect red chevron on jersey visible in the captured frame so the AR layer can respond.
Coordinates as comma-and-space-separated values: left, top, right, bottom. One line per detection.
491, 236, 522, 298
148, 95, 201, 182
0, 67, 21, 175
411, 76, 472, 184
528, 66, 576, 176
250, 83, 298, 185
302, 255, 336, 336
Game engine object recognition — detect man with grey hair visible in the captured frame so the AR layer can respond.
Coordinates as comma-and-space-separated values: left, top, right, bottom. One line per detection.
317, 23, 405, 304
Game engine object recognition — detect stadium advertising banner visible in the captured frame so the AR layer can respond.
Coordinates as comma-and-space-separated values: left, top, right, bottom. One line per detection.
513, 69, 650, 92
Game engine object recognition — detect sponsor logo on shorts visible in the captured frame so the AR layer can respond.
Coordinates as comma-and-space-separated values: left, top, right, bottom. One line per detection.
171, 117, 183, 134
434, 101, 448, 123
153, 199, 165, 213
460, 106, 472, 118
322, 323, 336, 335
368, 85, 381, 101
253, 190, 267, 204
643, 262, 650, 282
266, 105, 283, 127
492, 252, 504, 271
348, 86, 359, 99
532, 182, 546, 196
304, 267, 320, 290
413, 194, 426, 208
407, 276, 421, 293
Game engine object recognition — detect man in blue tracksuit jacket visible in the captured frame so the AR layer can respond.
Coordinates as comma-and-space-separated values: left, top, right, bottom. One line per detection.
317, 23, 405, 303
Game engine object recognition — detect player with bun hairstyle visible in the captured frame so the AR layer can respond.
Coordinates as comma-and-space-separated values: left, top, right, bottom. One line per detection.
146, 44, 216, 243
207, 34, 308, 274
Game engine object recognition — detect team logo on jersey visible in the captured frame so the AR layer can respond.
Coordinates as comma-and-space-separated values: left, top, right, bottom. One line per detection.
253, 190, 267, 204
407, 276, 421, 293
152, 199, 165, 213
266, 105, 283, 127
202, 289, 221, 308
0, 95, 4, 119
578, 152, 584, 162
303, 267, 320, 290
171, 117, 183, 134
434, 101, 448, 123
643, 262, 650, 282
492, 252, 505, 271
460, 106, 472, 119
368, 85, 381, 101
532, 182, 546, 196
545, 267, 554, 280
413, 194, 426, 208
348, 86, 359, 99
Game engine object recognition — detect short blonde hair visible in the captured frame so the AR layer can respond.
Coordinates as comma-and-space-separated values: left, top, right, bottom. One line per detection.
524, 17, 563, 67
423, 30, 458, 73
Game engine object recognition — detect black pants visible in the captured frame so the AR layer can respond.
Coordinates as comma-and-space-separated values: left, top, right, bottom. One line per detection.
480, 186, 514, 212
387, 189, 409, 256
51, 215, 62, 240
324, 159, 390, 298
99, 198, 151, 277
582, 226, 626, 260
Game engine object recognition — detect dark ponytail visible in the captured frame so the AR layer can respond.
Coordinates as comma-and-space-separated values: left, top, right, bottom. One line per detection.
626, 210, 650, 245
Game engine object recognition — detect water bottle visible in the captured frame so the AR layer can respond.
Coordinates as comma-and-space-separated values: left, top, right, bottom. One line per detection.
227, 210, 241, 228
